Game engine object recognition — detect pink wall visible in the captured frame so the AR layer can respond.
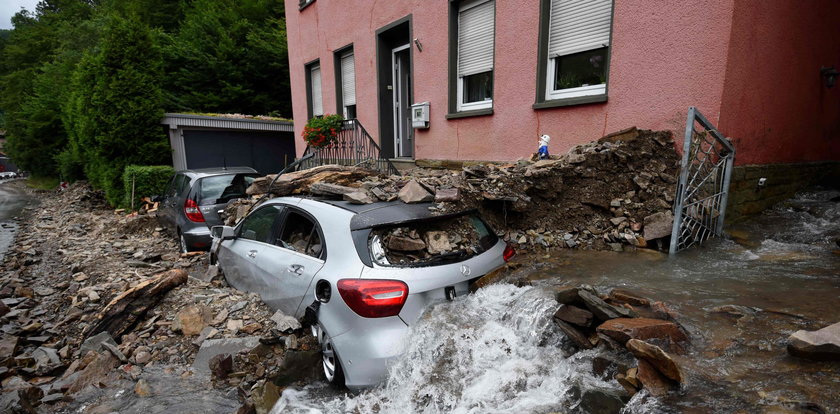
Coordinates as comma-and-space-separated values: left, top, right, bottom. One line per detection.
287, 0, 835, 165
717, 0, 840, 166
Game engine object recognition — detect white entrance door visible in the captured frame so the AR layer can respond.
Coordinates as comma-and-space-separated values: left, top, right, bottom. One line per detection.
391, 44, 413, 158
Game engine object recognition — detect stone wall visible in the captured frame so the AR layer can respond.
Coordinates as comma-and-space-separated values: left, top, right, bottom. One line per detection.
726, 161, 840, 223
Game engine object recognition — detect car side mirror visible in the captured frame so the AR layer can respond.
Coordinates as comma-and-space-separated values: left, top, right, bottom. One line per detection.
211, 225, 236, 240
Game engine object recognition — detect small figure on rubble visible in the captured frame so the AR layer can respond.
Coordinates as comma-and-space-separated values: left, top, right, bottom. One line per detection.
538, 134, 551, 159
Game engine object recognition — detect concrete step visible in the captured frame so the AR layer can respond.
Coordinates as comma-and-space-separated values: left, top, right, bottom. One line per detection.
389, 158, 416, 172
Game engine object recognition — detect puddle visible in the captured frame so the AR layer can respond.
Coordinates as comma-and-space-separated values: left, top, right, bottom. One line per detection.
0, 180, 31, 261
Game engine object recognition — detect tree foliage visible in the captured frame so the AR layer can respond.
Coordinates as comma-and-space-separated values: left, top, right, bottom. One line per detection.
64, 15, 170, 205
164, 0, 290, 117
0, 0, 292, 205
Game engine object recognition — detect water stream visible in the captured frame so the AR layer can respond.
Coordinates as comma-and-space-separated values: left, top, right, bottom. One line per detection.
274, 188, 840, 413
0, 180, 31, 262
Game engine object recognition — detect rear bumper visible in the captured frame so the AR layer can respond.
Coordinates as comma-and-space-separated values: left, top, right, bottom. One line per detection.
182, 226, 212, 250
327, 317, 409, 391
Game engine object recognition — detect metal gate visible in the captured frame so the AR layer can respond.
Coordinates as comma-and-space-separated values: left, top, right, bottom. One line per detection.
669, 107, 736, 254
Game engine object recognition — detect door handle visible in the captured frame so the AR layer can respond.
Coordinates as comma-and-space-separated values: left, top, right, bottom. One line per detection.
248, 250, 257, 258
288, 264, 304, 275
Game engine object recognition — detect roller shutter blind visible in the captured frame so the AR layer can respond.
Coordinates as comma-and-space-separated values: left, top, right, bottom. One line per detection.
458, 0, 495, 77
548, 0, 612, 58
340, 53, 356, 106
311, 65, 323, 116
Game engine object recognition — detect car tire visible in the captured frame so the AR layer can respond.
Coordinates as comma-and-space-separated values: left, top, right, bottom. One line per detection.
315, 324, 345, 387
178, 231, 190, 254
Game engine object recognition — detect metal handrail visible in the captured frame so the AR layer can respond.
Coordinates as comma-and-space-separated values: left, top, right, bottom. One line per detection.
298, 119, 400, 176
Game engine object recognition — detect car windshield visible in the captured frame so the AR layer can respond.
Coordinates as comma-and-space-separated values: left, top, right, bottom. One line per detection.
369, 213, 497, 267
198, 173, 258, 206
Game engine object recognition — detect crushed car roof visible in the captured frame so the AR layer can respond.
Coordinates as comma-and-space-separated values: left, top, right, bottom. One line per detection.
316, 199, 472, 231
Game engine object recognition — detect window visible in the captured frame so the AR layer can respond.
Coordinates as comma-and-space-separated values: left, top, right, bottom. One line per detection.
536, 0, 613, 106
336, 49, 357, 119
306, 61, 323, 118
452, 0, 496, 113
299, 0, 315, 10
166, 174, 188, 198
197, 173, 259, 206
239, 206, 282, 243
278, 211, 324, 259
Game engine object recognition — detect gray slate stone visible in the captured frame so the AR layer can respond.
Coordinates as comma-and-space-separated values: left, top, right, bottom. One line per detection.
398, 180, 434, 203
270, 310, 302, 333
79, 332, 118, 356
579, 290, 635, 321
554, 319, 593, 350
643, 211, 674, 240
343, 190, 374, 205
434, 188, 460, 203
788, 322, 840, 361
193, 337, 261, 373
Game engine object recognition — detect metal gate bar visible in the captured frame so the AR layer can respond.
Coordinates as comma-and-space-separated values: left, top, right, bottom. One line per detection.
669, 107, 736, 254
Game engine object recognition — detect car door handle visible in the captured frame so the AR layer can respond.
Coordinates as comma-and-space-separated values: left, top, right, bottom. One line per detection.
248, 250, 257, 258
288, 264, 304, 275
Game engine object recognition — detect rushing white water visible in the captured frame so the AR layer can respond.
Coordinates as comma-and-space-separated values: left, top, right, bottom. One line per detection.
274, 284, 636, 414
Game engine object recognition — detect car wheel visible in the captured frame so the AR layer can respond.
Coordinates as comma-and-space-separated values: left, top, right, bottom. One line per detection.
178, 231, 190, 254
315, 324, 345, 386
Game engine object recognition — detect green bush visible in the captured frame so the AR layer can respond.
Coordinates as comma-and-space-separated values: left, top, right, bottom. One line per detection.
123, 165, 174, 209
55, 148, 86, 182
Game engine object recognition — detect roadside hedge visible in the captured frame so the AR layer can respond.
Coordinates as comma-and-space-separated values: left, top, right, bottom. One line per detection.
123, 165, 174, 209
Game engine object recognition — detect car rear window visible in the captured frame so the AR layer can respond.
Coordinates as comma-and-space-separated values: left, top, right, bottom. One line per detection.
369, 213, 497, 267
198, 173, 258, 206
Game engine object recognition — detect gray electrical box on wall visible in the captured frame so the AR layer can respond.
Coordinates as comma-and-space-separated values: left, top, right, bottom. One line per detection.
411, 102, 430, 129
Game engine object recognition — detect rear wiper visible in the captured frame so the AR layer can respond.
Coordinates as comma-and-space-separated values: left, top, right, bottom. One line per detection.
427, 250, 469, 264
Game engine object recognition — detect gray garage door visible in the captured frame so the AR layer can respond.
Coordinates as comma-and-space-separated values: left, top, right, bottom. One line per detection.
183, 130, 296, 175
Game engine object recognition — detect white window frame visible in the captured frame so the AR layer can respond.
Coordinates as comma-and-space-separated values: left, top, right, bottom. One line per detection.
310, 64, 323, 117
545, 58, 607, 101
544, 0, 611, 101
456, 0, 495, 112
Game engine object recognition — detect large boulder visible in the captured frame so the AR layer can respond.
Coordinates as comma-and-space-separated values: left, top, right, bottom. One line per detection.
553, 319, 593, 350
579, 290, 635, 321
596, 318, 687, 351
636, 359, 676, 397
643, 211, 673, 241
173, 305, 213, 336
553, 286, 581, 305
67, 351, 119, 394
553, 304, 594, 328
193, 337, 261, 374
787, 322, 840, 361
626, 339, 683, 383
398, 180, 434, 203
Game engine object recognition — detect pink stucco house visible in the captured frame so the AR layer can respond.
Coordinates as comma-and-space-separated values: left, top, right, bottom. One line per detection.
286, 0, 840, 214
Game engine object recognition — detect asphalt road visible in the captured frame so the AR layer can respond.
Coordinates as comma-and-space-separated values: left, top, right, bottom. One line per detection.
0, 180, 30, 261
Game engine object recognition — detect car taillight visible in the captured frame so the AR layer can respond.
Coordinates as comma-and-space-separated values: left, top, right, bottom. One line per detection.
503, 243, 516, 262
184, 198, 205, 222
337, 279, 409, 318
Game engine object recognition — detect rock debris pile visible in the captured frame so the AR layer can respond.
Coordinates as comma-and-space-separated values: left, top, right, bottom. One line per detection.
226, 127, 681, 253
549, 284, 689, 400
0, 183, 313, 413
370, 215, 484, 266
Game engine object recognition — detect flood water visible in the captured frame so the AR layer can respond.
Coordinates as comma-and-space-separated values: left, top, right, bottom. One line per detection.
274, 188, 840, 414
0, 180, 31, 261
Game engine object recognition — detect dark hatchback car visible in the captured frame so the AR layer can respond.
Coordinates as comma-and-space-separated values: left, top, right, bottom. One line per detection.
157, 167, 259, 252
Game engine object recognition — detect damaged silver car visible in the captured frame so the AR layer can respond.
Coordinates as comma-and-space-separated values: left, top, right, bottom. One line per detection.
210, 198, 514, 390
